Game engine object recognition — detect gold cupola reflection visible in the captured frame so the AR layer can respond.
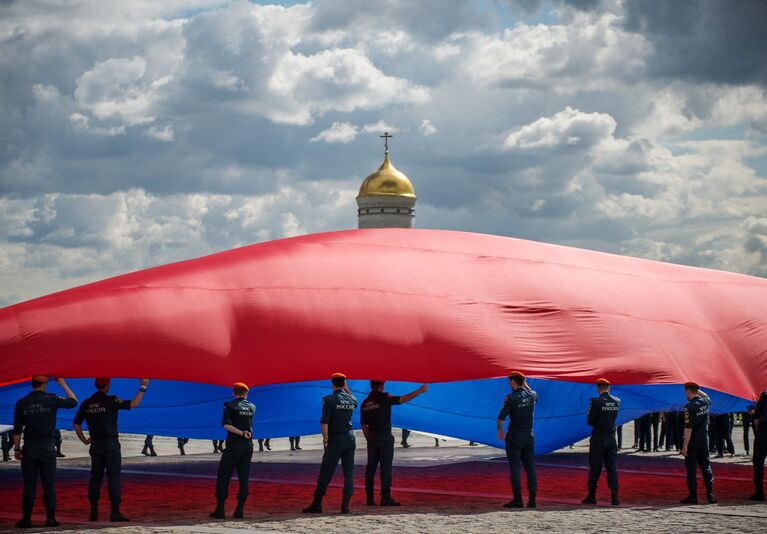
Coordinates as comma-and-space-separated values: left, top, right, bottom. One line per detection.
356, 132, 416, 229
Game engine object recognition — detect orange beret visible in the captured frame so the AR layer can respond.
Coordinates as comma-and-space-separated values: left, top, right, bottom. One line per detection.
507, 371, 525, 379
233, 382, 249, 392
32, 375, 49, 383
331, 373, 347, 379
683, 381, 699, 390
596, 378, 610, 386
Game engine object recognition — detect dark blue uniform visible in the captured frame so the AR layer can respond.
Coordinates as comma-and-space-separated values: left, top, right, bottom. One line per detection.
73, 391, 131, 509
1, 429, 12, 461
215, 397, 255, 503
313, 390, 358, 500
683, 395, 714, 495
498, 388, 538, 498
587, 392, 620, 492
753, 391, 767, 497
361, 390, 401, 500
13, 390, 77, 517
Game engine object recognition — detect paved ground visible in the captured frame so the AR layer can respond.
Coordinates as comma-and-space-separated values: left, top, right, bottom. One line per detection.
0, 428, 764, 533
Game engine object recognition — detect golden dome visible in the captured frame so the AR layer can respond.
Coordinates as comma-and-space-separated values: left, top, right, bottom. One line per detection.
357, 153, 416, 199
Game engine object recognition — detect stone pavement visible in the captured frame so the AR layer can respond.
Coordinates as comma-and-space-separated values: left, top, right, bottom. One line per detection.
0, 430, 764, 533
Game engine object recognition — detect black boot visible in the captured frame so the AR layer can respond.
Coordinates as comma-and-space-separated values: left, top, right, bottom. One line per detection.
302, 497, 323, 514
680, 493, 698, 504
749, 490, 765, 501
56, 446, 65, 458
366, 494, 375, 506
15, 514, 32, 529
89, 502, 98, 522
341, 495, 351, 514
44, 507, 59, 527
380, 494, 401, 506
527, 493, 536, 508
149, 446, 157, 457
141, 446, 148, 456
503, 492, 524, 508
581, 490, 596, 505
2, 451, 9, 462
209, 499, 225, 519
179, 445, 185, 456
611, 489, 620, 506
233, 499, 246, 519
110, 504, 129, 522
706, 487, 717, 504
265, 439, 271, 451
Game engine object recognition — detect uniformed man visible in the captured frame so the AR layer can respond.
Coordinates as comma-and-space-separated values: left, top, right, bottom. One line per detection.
496, 371, 537, 509
141, 435, 158, 456
679, 382, 716, 504
400, 428, 411, 448
303, 372, 358, 514
743, 404, 755, 457
361, 381, 428, 506
751, 389, 767, 501
582, 378, 620, 506
210, 382, 255, 519
54, 429, 65, 458
73, 377, 149, 522
1, 428, 12, 461
12, 375, 78, 528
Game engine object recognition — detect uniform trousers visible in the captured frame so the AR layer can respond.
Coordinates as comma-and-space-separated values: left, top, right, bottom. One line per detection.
88, 439, 122, 506
215, 439, 253, 501
1, 430, 13, 457
365, 433, 394, 498
685, 445, 714, 495
588, 432, 618, 491
753, 430, 767, 494
639, 415, 652, 451
21, 441, 57, 514
505, 431, 537, 496
314, 432, 356, 499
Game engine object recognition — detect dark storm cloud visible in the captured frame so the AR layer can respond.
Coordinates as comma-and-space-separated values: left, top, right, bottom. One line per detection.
622, 0, 767, 86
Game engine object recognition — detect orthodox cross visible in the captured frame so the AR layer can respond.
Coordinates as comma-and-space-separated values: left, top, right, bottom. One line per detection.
380, 131, 393, 154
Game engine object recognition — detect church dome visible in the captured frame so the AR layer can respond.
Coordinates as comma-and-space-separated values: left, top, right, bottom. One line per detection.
357, 153, 416, 199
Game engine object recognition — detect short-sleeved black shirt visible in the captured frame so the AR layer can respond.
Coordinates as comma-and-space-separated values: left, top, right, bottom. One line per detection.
587, 392, 620, 434
321, 390, 357, 436
73, 391, 131, 441
684, 395, 711, 448
498, 388, 537, 435
755, 390, 767, 434
221, 397, 256, 444
13, 390, 77, 443
360, 390, 402, 435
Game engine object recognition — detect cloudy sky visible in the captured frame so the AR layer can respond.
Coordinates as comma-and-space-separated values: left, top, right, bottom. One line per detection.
1, 0, 766, 306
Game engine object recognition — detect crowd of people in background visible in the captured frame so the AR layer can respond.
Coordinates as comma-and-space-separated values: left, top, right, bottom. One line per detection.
623, 407, 756, 456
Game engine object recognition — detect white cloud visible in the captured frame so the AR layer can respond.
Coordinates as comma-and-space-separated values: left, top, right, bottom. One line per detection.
267, 48, 430, 124
310, 121, 359, 143
504, 107, 616, 150
362, 120, 397, 134
74, 56, 156, 126
419, 119, 437, 136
